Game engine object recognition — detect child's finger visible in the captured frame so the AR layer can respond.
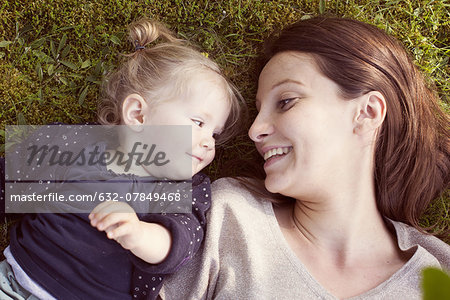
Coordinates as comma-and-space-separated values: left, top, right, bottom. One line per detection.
106, 221, 132, 239
96, 212, 134, 231
107, 223, 137, 249
89, 201, 116, 225
103, 223, 119, 238
89, 210, 112, 227
89, 200, 116, 215
89, 201, 133, 226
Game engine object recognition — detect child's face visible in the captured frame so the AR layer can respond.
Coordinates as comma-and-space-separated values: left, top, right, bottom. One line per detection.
142, 71, 230, 176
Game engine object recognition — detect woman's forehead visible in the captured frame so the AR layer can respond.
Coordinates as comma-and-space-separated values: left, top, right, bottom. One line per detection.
257, 53, 316, 91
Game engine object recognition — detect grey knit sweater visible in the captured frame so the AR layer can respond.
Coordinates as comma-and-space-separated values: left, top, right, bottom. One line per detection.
161, 178, 450, 300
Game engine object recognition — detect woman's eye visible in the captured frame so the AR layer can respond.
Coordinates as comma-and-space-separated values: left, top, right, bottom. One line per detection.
278, 98, 297, 110
192, 119, 204, 127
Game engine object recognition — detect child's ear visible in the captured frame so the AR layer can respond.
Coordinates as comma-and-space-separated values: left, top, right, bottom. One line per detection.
353, 91, 386, 135
122, 94, 148, 126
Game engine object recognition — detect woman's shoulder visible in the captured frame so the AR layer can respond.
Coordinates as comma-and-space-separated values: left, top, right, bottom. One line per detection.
212, 177, 259, 197
212, 177, 248, 192
389, 219, 450, 270
211, 177, 268, 209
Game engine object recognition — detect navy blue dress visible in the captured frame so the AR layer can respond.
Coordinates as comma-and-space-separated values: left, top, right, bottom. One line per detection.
1, 125, 211, 300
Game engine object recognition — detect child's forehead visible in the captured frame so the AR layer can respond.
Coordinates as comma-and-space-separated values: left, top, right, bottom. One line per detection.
192, 69, 225, 84
184, 70, 229, 94
143, 68, 231, 112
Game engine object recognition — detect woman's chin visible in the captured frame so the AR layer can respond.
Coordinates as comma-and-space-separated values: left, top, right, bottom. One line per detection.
264, 177, 286, 195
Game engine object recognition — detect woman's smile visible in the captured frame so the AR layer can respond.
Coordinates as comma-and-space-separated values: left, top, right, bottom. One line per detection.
261, 146, 293, 168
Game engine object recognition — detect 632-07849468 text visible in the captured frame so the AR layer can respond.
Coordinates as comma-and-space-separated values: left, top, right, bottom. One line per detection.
8, 192, 182, 202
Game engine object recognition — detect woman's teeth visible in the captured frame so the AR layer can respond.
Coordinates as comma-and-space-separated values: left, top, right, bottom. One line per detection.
263, 147, 291, 161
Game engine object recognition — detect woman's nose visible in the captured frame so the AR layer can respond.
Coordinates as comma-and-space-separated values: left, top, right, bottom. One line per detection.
248, 112, 273, 142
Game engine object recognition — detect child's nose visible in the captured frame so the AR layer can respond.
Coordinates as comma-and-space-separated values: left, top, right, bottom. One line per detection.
201, 135, 215, 149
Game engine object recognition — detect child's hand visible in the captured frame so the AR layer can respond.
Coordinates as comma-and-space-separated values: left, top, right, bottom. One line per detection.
89, 201, 142, 251
89, 201, 172, 264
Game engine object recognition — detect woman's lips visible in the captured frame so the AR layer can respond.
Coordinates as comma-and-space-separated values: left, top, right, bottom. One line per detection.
262, 146, 292, 161
261, 146, 292, 169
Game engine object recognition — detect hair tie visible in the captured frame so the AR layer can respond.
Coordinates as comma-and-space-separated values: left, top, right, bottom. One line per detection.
134, 40, 145, 52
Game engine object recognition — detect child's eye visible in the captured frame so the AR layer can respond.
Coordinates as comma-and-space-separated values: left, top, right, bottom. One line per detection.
278, 98, 297, 110
192, 119, 204, 127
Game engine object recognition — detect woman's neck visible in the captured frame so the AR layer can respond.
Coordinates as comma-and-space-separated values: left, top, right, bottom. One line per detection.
288, 187, 398, 267
273, 180, 410, 298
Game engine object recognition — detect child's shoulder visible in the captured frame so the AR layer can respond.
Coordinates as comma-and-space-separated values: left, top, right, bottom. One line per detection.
192, 172, 211, 187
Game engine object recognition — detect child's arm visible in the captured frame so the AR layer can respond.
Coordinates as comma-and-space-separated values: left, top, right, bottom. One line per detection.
89, 201, 171, 264
91, 173, 211, 273
132, 173, 212, 273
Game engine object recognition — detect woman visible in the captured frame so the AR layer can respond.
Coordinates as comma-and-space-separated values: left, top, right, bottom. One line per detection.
160, 16, 449, 299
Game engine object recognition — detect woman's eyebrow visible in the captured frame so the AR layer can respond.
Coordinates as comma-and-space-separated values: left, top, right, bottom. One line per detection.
272, 79, 305, 90
254, 79, 304, 104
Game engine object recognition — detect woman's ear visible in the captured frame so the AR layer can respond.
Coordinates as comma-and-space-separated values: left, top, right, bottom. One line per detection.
353, 91, 386, 135
122, 93, 148, 126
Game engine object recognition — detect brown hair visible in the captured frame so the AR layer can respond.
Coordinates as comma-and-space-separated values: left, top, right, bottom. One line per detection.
240, 16, 449, 236
97, 18, 244, 145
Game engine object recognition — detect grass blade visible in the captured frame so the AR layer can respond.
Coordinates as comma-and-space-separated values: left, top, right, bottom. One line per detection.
78, 85, 89, 105
319, 0, 325, 14
50, 40, 57, 59
60, 60, 77, 70
58, 33, 67, 53
36, 63, 43, 81
0, 41, 13, 48
17, 113, 27, 125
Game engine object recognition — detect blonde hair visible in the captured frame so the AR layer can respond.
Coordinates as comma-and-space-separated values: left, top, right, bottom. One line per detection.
98, 18, 244, 145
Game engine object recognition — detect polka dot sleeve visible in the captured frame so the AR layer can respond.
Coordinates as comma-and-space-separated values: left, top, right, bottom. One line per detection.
130, 173, 211, 299
0, 156, 5, 219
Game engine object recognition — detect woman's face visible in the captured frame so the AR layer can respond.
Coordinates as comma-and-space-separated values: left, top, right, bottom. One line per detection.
249, 52, 358, 200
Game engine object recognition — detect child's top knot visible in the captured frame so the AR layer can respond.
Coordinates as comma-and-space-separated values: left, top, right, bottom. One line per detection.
98, 17, 244, 139
128, 18, 179, 53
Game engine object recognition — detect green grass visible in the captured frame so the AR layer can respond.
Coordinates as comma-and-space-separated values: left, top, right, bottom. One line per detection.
0, 0, 449, 245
